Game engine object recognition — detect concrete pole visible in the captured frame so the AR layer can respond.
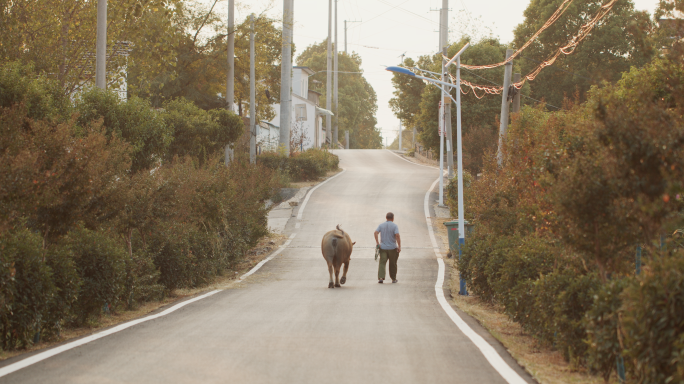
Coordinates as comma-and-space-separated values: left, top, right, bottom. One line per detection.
398, 120, 402, 150
413, 127, 416, 148
345, 130, 349, 149
333, 0, 339, 148
249, 14, 256, 164
225, 0, 235, 165
344, 20, 347, 54
279, 0, 293, 155
512, 73, 521, 113
95, 0, 107, 89
326, 0, 333, 146
441, 0, 453, 179
456, 55, 467, 296
497, 49, 514, 167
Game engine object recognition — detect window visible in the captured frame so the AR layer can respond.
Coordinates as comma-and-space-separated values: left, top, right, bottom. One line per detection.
295, 104, 307, 121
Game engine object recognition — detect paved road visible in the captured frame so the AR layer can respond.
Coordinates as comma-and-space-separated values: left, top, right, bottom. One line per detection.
0, 150, 532, 384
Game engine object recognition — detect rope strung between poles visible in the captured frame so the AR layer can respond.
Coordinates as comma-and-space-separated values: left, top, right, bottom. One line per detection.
412, 0, 620, 96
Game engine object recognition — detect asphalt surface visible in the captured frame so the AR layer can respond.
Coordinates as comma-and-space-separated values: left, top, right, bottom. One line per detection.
0, 150, 534, 384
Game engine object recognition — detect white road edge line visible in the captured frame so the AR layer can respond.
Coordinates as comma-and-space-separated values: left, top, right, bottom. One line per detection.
386, 149, 439, 170
424, 177, 527, 384
0, 289, 220, 378
297, 168, 347, 220
239, 233, 297, 281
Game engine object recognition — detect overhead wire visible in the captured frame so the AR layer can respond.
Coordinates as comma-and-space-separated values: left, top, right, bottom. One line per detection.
416, 0, 618, 95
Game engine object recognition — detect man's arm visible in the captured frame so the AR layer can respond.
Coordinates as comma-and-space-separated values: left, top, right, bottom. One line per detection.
374, 231, 380, 245
395, 234, 401, 253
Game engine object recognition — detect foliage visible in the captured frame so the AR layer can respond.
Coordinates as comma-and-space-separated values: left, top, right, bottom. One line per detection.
0, 229, 55, 349
0, 62, 70, 121
258, 148, 339, 182
296, 40, 382, 149
0, 0, 173, 95
585, 278, 630, 382
74, 88, 171, 173
162, 98, 243, 165
513, 0, 655, 108
456, 54, 684, 376
64, 227, 129, 324
445, 171, 474, 218
621, 253, 684, 384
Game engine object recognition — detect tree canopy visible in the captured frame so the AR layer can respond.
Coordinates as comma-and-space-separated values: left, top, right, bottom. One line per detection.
296, 40, 382, 149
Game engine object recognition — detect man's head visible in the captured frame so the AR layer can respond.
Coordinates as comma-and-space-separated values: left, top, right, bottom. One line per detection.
386, 212, 394, 221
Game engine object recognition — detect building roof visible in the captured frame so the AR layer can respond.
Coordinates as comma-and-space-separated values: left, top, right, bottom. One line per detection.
293, 66, 315, 76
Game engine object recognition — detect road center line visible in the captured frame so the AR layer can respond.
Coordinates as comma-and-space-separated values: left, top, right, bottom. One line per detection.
424, 178, 527, 384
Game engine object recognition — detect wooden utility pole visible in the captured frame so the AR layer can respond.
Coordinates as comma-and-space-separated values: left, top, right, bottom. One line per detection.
512, 73, 521, 113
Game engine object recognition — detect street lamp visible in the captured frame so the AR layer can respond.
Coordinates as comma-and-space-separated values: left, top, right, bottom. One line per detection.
386, 42, 469, 295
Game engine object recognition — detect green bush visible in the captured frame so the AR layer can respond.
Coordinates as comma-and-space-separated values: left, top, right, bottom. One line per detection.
65, 228, 129, 324
0, 229, 55, 349
42, 245, 80, 339
74, 88, 172, 172
0, 61, 69, 121
258, 148, 339, 182
585, 278, 631, 382
124, 248, 164, 307
622, 254, 684, 384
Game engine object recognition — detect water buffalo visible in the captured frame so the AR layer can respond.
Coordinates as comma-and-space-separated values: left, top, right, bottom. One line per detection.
321, 225, 355, 288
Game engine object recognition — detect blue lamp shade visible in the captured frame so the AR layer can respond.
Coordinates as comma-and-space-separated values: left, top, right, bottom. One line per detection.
385, 66, 415, 77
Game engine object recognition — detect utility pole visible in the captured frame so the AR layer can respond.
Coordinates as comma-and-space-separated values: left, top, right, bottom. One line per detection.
225, 0, 235, 165
95, 0, 107, 89
249, 14, 256, 164
344, 20, 361, 54
398, 52, 405, 151
497, 49, 514, 167
333, 0, 339, 148
279, 0, 294, 155
512, 73, 521, 113
413, 127, 416, 149
345, 130, 349, 149
442, 0, 454, 179
326, 0, 333, 146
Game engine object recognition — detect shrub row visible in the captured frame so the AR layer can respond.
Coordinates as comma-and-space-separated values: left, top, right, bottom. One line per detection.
257, 148, 339, 182
458, 56, 684, 382
0, 62, 279, 349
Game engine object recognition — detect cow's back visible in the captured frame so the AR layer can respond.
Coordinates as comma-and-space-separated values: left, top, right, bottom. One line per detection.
321, 229, 352, 263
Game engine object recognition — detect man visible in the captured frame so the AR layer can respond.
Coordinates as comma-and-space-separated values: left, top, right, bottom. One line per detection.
374, 212, 401, 284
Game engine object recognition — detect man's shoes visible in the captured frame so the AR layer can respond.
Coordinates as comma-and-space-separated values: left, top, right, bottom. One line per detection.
378, 279, 384, 284
392, 279, 398, 283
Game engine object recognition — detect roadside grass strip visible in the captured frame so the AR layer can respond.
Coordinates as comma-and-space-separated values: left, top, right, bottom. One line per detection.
0, 290, 220, 378
424, 177, 528, 384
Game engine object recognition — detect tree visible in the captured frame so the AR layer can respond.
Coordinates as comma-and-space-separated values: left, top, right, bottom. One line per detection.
296, 40, 382, 149
513, 0, 655, 108
395, 37, 514, 174
128, 2, 283, 121
0, 0, 175, 95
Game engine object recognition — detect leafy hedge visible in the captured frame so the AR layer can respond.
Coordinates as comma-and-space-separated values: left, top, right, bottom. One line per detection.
258, 148, 339, 182
0, 62, 279, 350
458, 55, 684, 381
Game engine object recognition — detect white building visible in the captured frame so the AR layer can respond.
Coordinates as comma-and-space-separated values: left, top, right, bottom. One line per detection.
260, 66, 333, 152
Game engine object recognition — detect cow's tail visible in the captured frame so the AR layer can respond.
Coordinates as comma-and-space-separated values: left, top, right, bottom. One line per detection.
331, 237, 338, 263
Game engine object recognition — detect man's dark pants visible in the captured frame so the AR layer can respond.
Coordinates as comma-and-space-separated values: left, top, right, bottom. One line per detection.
378, 248, 399, 280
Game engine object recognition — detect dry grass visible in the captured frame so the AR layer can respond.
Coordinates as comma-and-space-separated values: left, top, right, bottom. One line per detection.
0, 232, 288, 362
289, 168, 343, 189
433, 218, 614, 384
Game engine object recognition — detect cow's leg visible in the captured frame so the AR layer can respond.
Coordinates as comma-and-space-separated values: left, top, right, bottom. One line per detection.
340, 260, 350, 285
334, 263, 341, 287
327, 262, 334, 288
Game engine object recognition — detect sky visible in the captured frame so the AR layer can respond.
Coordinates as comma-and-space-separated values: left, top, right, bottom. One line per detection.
206, 0, 661, 144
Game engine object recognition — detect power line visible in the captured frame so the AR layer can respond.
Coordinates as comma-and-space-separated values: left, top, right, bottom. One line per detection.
354, 0, 413, 28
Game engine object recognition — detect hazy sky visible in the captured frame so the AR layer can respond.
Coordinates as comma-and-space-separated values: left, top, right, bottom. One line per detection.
208, 0, 660, 143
